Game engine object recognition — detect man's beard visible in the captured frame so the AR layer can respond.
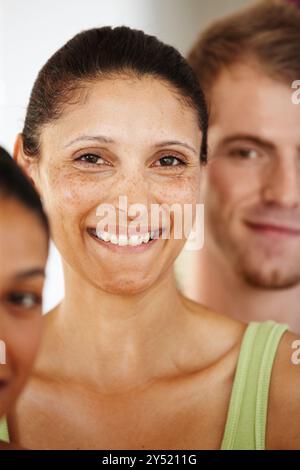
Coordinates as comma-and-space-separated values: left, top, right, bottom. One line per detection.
210, 219, 300, 290
239, 256, 300, 290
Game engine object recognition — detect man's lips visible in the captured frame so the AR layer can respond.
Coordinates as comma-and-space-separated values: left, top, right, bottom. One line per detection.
245, 220, 300, 236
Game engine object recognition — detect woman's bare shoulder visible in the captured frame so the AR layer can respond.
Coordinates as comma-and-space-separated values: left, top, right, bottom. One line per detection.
268, 329, 300, 449
180, 294, 247, 338
179, 294, 248, 370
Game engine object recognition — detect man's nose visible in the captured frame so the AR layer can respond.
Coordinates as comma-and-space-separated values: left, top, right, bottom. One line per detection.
261, 157, 300, 208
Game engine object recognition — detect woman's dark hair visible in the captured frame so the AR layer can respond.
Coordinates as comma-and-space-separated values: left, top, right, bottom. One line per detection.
22, 26, 208, 163
0, 146, 50, 237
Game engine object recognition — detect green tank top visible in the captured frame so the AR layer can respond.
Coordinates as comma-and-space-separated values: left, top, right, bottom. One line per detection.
0, 320, 288, 449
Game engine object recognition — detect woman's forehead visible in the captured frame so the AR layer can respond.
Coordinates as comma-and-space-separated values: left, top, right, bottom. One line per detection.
41, 77, 200, 150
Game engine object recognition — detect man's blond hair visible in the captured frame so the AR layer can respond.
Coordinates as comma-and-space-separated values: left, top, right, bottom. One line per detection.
188, 0, 300, 102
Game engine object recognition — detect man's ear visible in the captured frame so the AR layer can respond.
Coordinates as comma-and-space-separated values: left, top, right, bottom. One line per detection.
13, 133, 41, 194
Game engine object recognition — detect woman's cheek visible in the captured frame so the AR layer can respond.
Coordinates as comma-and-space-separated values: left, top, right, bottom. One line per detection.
37, 165, 88, 249
154, 179, 200, 236
155, 172, 200, 203
43, 170, 105, 226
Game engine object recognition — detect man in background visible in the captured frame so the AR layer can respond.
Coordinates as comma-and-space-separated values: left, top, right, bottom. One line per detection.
186, 0, 300, 332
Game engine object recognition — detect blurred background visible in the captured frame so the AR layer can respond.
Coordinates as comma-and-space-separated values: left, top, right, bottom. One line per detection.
0, 0, 253, 311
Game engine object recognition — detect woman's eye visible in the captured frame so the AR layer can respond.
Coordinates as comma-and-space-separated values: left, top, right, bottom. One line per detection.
153, 155, 185, 167
75, 154, 106, 165
7, 292, 42, 309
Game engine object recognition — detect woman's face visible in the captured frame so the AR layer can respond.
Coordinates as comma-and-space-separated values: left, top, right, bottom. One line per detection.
0, 198, 48, 417
27, 76, 202, 294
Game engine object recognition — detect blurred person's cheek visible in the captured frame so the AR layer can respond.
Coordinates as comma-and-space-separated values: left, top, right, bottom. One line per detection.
0, 307, 42, 417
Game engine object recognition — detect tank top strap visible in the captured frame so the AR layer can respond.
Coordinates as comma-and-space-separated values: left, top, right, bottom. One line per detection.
0, 417, 9, 443
0, 321, 289, 449
221, 320, 288, 450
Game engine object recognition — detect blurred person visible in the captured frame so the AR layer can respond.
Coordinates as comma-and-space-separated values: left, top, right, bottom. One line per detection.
0, 148, 49, 449
187, 0, 300, 333
1, 26, 300, 450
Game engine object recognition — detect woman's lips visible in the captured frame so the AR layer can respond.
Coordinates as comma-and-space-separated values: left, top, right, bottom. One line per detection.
245, 220, 300, 237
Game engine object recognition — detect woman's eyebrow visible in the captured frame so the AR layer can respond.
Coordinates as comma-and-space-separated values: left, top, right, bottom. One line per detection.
64, 136, 197, 154
64, 135, 115, 148
13, 268, 45, 280
154, 140, 197, 154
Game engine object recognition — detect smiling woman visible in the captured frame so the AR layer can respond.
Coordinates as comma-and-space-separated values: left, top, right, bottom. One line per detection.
4, 25, 300, 450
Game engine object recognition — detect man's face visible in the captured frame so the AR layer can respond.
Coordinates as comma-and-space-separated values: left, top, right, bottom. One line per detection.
204, 62, 300, 289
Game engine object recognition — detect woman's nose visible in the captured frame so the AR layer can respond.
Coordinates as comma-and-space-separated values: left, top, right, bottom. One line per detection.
114, 169, 153, 207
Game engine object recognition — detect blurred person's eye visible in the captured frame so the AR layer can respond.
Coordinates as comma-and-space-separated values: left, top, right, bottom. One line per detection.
6, 291, 42, 310
227, 147, 262, 160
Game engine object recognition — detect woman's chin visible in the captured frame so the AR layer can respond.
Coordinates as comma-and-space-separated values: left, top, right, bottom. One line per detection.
96, 276, 155, 295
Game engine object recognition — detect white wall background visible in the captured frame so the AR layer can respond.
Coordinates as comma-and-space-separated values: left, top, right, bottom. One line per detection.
0, 0, 252, 312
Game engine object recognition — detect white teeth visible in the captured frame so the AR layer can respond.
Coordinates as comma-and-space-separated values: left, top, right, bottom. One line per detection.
118, 235, 128, 246
92, 229, 157, 246
110, 234, 119, 245
151, 230, 161, 239
142, 233, 150, 243
128, 235, 141, 246
97, 230, 110, 242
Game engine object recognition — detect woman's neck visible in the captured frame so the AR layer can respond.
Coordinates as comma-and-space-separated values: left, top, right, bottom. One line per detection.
47, 262, 190, 393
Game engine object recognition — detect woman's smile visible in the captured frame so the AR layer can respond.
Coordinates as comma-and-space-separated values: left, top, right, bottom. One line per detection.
86, 226, 166, 254
29, 75, 201, 293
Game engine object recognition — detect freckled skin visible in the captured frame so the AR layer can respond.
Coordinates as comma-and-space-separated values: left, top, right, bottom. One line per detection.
33, 77, 202, 294
11, 75, 300, 450
0, 199, 47, 419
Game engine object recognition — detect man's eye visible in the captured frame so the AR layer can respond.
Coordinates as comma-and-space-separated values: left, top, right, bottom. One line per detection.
153, 156, 186, 167
229, 148, 259, 159
75, 154, 106, 165
7, 292, 42, 309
